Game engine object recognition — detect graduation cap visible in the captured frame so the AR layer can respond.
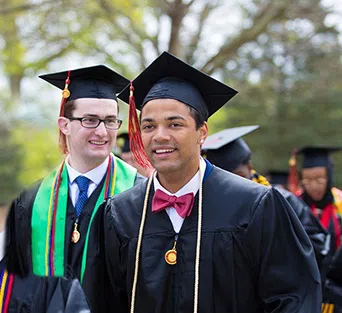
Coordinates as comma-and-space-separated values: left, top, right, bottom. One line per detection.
118, 51, 238, 118
297, 146, 342, 168
116, 133, 130, 153
202, 125, 259, 172
39, 65, 129, 154
266, 170, 289, 187
39, 64, 129, 102
287, 145, 342, 193
118, 51, 238, 168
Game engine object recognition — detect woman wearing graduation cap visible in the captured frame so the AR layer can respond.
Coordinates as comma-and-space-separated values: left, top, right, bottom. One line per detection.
291, 146, 342, 312
5, 65, 145, 313
294, 146, 342, 255
101, 52, 321, 312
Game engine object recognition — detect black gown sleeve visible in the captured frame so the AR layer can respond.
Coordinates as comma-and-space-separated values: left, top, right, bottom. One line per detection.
103, 202, 129, 313
30, 276, 90, 313
278, 188, 330, 268
6, 183, 40, 276
245, 188, 322, 312
323, 246, 342, 308
134, 173, 146, 185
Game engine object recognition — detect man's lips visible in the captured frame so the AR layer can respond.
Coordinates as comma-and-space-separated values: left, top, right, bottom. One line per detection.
154, 148, 175, 154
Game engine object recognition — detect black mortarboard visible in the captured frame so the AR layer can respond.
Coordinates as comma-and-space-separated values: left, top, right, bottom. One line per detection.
266, 170, 289, 187
39, 65, 129, 101
118, 51, 238, 119
297, 146, 342, 168
202, 125, 259, 171
116, 133, 131, 153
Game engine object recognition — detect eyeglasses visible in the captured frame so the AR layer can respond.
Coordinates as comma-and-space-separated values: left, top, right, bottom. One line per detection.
301, 177, 327, 186
67, 117, 122, 130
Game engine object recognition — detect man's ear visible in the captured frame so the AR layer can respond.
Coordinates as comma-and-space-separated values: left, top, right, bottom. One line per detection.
58, 117, 71, 136
198, 121, 208, 145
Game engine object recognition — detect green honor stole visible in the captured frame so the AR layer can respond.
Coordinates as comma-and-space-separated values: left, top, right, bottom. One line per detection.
31, 154, 137, 281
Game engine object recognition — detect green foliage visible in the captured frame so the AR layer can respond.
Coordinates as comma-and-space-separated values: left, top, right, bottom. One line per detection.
0, 123, 23, 203
12, 124, 62, 186
0, 0, 342, 191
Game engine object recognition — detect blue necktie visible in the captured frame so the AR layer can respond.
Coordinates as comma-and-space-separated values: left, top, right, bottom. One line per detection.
74, 176, 90, 217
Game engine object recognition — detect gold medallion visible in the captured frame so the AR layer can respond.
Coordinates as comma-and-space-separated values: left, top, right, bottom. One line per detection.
71, 223, 80, 243
165, 240, 177, 265
165, 249, 177, 265
62, 89, 70, 99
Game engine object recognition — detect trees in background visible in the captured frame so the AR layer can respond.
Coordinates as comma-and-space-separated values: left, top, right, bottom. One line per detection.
0, 0, 341, 187
0, 122, 23, 203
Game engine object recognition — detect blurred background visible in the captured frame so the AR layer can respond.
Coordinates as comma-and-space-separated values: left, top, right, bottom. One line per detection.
1, 0, 342, 204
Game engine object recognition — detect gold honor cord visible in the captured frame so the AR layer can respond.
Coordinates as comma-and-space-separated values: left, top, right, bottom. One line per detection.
130, 165, 204, 313
130, 170, 155, 313
322, 303, 334, 313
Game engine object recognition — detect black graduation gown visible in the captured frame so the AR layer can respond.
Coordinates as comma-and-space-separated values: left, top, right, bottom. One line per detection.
323, 246, 342, 312
6, 174, 145, 313
275, 187, 329, 268
104, 165, 322, 313
0, 259, 90, 313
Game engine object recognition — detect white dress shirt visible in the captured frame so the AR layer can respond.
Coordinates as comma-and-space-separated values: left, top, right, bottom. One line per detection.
66, 156, 109, 207
153, 157, 206, 233
0, 230, 5, 261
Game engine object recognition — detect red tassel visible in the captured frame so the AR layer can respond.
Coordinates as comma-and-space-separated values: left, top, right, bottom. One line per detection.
128, 82, 152, 169
58, 71, 71, 155
288, 148, 300, 194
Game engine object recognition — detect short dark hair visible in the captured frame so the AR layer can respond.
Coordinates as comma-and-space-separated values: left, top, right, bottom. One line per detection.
64, 100, 76, 117
188, 106, 206, 130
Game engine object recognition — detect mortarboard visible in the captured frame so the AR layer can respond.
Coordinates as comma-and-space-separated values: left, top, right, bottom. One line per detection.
116, 133, 131, 153
118, 51, 237, 119
297, 146, 342, 168
118, 51, 238, 167
39, 65, 129, 102
202, 125, 259, 172
266, 170, 289, 187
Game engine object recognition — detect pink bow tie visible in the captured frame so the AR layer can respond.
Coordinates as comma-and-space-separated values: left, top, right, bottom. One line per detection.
152, 189, 195, 218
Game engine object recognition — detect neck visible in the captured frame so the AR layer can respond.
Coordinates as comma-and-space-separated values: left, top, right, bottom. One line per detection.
302, 189, 333, 209
157, 161, 200, 194
0, 207, 8, 232
67, 154, 107, 173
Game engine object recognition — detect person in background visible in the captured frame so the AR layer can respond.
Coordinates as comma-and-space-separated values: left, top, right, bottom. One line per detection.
266, 169, 290, 191
6, 65, 145, 313
292, 146, 342, 312
294, 146, 342, 256
203, 126, 329, 268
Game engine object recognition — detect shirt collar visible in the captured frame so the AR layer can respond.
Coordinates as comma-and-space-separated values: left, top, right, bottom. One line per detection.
153, 157, 206, 196
66, 156, 109, 186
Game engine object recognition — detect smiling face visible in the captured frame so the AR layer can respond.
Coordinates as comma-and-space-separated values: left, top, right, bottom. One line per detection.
58, 98, 119, 172
140, 98, 208, 183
